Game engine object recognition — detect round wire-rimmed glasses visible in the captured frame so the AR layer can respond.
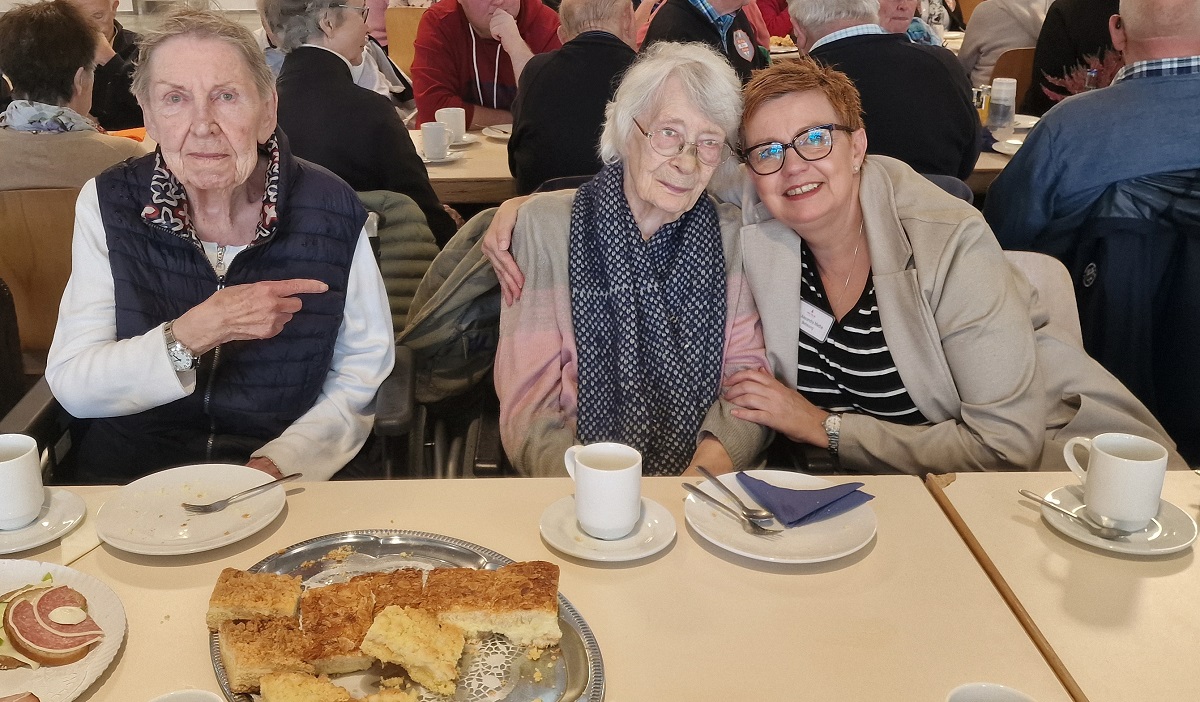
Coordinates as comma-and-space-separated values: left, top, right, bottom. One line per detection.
632, 118, 733, 166
740, 124, 856, 175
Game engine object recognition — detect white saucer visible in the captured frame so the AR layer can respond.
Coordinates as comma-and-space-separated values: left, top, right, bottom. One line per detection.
1038, 485, 1197, 556
1013, 114, 1040, 129
540, 496, 676, 562
448, 133, 479, 148
992, 138, 1023, 156
0, 487, 86, 554
482, 124, 512, 140
769, 45, 798, 55
422, 151, 463, 164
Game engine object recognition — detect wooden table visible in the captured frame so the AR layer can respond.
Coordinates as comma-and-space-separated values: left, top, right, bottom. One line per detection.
939, 471, 1200, 702
411, 130, 517, 204
968, 149, 1011, 196
11, 476, 1071, 702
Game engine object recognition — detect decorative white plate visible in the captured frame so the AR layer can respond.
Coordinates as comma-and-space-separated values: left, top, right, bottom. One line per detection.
482, 124, 512, 140
449, 133, 479, 148
93, 464, 287, 556
421, 151, 463, 164
0, 488, 86, 555
540, 496, 676, 562
0, 560, 126, 702
1038, 485, 1197, 556
684, 470, 877, 564
1013, 114, 1040, 129
992, 138, 1023, 156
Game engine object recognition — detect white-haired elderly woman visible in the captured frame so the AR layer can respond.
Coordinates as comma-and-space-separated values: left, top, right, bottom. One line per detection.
261, 0, 457, 246
45, 10, 395, 484
495, 41, 770, 477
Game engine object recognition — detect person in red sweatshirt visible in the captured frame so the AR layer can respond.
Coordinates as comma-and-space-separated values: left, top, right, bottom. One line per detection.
412, 0, 561, 127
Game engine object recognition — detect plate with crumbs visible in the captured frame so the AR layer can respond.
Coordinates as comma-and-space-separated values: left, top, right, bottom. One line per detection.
0, 560, 126, 702
208, 530, 603, 702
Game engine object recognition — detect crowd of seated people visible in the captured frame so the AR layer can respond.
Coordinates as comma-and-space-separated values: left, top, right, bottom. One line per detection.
0, 0, 1194, 483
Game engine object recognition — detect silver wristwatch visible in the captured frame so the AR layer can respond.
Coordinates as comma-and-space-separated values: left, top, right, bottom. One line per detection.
823, 413, 842, 456
163, 321, 198, 371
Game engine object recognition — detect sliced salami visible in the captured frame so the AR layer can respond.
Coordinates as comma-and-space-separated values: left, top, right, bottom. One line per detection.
32, 586, 103, 638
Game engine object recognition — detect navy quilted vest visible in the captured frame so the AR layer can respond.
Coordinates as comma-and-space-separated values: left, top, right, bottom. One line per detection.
78, 131, 365, 481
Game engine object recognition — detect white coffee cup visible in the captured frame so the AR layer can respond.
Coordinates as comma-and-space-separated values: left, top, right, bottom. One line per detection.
0, 434, 43, 530
946, 683, 1036, 702
434, 106, 466, 144
421, 121, 449, 161
564, 442, 641, 540
1063, 432, 1168, 532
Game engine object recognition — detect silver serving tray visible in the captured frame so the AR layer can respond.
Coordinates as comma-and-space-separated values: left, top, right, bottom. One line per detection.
209, 530, 604, 702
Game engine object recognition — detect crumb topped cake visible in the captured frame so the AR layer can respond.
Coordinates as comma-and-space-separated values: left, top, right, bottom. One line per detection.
359, 606, 465, 696
207, 568, 301, 631
218, 618, 314, 693
300, 579, 377, 675
349, 569, 425, 615
259, 672, 352, 702
424, 561, 561, 647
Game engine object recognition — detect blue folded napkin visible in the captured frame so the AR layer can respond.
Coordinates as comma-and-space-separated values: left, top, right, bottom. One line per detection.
736, 473, 874, 528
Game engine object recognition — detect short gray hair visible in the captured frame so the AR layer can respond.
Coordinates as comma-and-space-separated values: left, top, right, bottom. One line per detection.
598, 42, 742, 165
787, 0, 878, 32
132, 9, 275, 101
559, 0, 628, 37
261, 0, 349, 52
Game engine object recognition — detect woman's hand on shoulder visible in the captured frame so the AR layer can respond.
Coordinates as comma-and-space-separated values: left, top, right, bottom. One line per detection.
482, 195, 532, 305
725, 367, 829, 448
172, 278, 329, 354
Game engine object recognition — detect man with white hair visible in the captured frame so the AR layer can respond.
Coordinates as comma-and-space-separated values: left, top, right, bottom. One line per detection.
507, 0, 637, 193
985, 0, 1200, 462
788, 0, 980, 179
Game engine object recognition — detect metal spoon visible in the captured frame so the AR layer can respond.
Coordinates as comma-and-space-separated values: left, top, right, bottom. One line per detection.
1018, 489, 1134, 540
695, 465, 775, 523
683, 483, 782, 537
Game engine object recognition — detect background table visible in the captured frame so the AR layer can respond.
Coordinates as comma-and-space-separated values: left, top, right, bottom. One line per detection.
12, 476, 1070, 701
411, 130, 516, 204
941, 471, 1200, 702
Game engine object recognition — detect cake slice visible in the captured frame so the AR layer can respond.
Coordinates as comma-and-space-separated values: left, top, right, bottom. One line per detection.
423, 561, 562, 648
206, 568, 301, 631
218, 618, 314, 694
349, 568, 425, 615
362, 688, 419, 702
359, 605, 465, 696
299, 579, 376, 675
259, 672, 352, 702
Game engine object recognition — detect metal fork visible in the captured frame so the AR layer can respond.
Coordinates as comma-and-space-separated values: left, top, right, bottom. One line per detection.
684, 483, 783, 538
181, 473, 302, 514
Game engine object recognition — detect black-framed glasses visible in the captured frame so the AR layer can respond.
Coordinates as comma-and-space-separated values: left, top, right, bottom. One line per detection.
330, 2, 369, 20
632, 118, 733, 166
739, 124, 856, 175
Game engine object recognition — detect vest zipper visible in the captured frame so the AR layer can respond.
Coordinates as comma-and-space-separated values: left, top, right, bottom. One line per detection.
204, 245, 227, 461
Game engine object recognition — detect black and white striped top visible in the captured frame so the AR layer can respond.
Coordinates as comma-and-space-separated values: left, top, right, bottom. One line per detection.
796, 242, 927, 425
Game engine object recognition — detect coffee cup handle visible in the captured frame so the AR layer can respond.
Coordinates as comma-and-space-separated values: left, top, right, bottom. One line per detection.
564, 445, 580, 479
1063, 437, 1091, 483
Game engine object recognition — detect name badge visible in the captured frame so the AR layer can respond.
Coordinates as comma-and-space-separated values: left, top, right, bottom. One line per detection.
800, 300, 835, 343
733, 29, 755, 61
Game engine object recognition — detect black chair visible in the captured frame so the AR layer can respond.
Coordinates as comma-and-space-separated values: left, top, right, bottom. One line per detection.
921, 173, 974, 204
0, 277, 29, 419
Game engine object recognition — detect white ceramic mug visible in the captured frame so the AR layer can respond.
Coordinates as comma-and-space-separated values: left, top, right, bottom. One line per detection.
421, 121, 450, 161
1063, 432, 1168, 532
946, 683, 1036, 702
564, 442, 641, 540
0, 434, 43, 530
434, 106, 466, 144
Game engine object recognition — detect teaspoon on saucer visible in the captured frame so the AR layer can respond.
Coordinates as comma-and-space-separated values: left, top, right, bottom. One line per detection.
1018, 489, 1134, 540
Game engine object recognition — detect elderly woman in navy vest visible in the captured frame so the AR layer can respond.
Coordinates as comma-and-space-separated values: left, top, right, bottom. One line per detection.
45, 10, 395, 483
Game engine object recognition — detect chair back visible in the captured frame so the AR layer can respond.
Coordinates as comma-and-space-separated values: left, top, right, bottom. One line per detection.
0, 188, 80, 357
1003, 250, 1083, 347
385, 6, 427, 74
991, 47, 1036, 106
958, 0, 986, 23
0, 277, 27, 417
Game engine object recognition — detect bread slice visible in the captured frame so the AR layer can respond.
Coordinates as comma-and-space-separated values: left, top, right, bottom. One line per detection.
259, 672, 352, 702
207, 568, 301, 631
218, 618, 314, 694
359, 606, 465, 696
299, 579, 377, 675
423, 561, 562, 647
350, 569, 425, 615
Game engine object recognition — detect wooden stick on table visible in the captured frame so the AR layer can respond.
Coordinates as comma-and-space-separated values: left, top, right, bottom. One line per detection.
924, 474, 1090, 702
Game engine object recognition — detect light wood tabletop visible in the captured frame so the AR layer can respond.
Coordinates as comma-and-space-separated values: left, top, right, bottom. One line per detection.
411, 129, 517, 205
9, 475, 1072, 702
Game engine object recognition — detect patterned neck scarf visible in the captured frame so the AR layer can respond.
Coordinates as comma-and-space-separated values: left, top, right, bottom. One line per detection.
569, 163, 727, 476
0, 100, 98, 133
141, 134, 282, 248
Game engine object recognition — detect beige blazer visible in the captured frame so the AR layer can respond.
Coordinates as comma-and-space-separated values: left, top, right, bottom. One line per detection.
739, 156, 1184, 473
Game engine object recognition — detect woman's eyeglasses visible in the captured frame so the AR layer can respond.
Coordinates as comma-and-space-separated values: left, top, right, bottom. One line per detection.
739, 124, 856, 175
331, 3, 369, 20
633, 118, 733, 166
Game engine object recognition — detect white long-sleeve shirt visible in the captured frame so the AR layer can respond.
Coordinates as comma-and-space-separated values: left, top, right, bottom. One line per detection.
45, 180, 396, 480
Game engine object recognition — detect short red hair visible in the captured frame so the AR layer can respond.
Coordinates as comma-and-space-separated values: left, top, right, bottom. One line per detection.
741, 58, 865, 145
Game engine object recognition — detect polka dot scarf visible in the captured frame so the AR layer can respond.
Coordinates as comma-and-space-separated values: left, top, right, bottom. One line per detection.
568, 163, 727, 475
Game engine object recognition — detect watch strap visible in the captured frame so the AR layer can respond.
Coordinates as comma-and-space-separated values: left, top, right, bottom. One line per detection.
823, 412, 842, 456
